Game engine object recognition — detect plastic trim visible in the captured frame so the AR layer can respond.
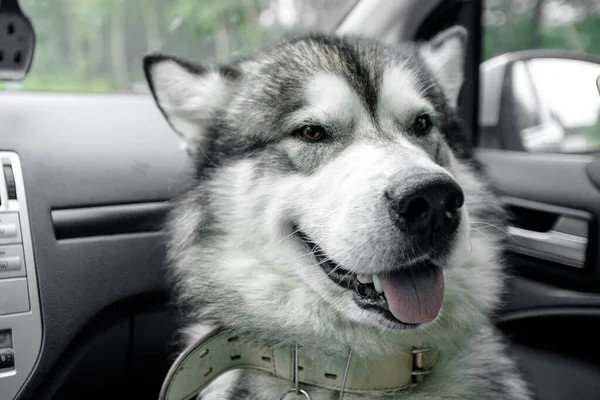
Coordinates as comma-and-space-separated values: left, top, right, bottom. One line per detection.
51, 202, 170, 240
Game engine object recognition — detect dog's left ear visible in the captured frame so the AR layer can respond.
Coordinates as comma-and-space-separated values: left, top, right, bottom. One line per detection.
419, 26, 467, 108
143, 54, 241, 154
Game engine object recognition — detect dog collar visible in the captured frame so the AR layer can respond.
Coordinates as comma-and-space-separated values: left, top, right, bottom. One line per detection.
159, 328, 439, 400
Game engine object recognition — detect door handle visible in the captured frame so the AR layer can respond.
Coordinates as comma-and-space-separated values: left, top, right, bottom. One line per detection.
507, 216, 588, 268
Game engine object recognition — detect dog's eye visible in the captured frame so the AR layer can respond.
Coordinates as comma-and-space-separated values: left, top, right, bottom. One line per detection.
297, 125, 327, 142
413, 114, 433, 135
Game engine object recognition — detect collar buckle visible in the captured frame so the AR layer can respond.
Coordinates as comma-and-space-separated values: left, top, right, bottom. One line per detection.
410, 347, 431, 387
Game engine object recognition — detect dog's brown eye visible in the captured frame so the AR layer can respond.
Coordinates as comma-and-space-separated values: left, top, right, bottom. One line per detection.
298, 125, 327, 142
413, 114, 433, 135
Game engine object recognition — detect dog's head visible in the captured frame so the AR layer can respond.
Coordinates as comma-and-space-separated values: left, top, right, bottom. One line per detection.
145, 27, 504, 352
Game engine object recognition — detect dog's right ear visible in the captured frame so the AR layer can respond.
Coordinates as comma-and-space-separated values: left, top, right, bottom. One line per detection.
143, 54, 241, 153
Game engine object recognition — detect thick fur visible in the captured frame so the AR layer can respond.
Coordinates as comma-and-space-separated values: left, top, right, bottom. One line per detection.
144, 27, 531, 399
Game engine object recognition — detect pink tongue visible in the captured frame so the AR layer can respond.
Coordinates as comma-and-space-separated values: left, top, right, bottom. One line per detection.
380, 266, 444, 324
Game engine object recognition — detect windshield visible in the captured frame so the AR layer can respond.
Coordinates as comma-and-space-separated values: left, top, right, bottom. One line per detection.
1, 0, 358, 93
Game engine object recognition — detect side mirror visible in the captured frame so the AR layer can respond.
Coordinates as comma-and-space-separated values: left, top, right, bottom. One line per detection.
0, 0, 35, 81
481, 51, 600, 153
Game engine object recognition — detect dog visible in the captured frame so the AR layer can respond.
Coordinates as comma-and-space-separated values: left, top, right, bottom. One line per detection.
143, 26, 531, 400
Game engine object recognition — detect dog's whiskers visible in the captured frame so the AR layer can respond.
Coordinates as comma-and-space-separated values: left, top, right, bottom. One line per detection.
470, 221, 515, 242
465, 199, 503, 207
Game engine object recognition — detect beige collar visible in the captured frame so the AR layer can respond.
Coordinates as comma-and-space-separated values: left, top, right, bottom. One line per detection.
160, 328, 439, 400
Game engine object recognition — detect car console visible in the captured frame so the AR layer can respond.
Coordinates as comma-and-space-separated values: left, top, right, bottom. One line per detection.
0, 151, 42, 400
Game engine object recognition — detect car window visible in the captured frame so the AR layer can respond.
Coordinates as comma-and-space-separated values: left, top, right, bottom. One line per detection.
527, 58, 600, 151
481, 0, 600, 154
0, 0, 359, 93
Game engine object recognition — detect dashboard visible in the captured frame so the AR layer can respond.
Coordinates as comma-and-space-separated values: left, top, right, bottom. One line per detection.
0, 92, 190, 399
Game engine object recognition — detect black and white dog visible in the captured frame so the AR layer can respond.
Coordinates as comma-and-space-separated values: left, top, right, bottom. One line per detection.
144, 27, 531, 399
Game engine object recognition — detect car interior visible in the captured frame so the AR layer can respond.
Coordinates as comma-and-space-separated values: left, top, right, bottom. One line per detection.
1, 0, 600, 399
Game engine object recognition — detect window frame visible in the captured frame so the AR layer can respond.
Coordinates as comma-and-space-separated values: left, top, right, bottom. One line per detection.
414, 0, 483, 148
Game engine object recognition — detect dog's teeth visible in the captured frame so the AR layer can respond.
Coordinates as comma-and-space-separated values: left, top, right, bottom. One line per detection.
372, 275, 383, 294
357, 274, 373, 284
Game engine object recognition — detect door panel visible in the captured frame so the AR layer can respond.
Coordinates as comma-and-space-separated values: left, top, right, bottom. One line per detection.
477, 146, 600, 399
477, 149, 600, 291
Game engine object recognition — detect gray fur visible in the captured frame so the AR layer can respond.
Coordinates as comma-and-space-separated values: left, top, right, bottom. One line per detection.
144, 26, 531, 399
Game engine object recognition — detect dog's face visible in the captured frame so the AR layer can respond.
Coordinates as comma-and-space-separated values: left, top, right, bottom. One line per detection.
145, 28, 502, 348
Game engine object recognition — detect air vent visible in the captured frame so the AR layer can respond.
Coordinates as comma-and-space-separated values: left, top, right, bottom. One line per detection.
1, 157, 17, 203
2, 165, 16, 200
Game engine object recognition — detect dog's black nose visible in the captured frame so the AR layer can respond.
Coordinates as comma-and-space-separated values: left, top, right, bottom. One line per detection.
388, 173, 464, 243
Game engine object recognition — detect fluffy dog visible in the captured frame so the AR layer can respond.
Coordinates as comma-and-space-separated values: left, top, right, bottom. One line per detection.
144, 26, 530, 399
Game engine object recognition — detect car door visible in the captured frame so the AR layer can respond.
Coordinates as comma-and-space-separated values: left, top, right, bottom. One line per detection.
474, 1, 600, 399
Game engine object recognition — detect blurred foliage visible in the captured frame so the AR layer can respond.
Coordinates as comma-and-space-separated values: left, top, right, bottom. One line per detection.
484, 0, 600, 60
1, 0, 600, 93
1, 0, 350, 92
